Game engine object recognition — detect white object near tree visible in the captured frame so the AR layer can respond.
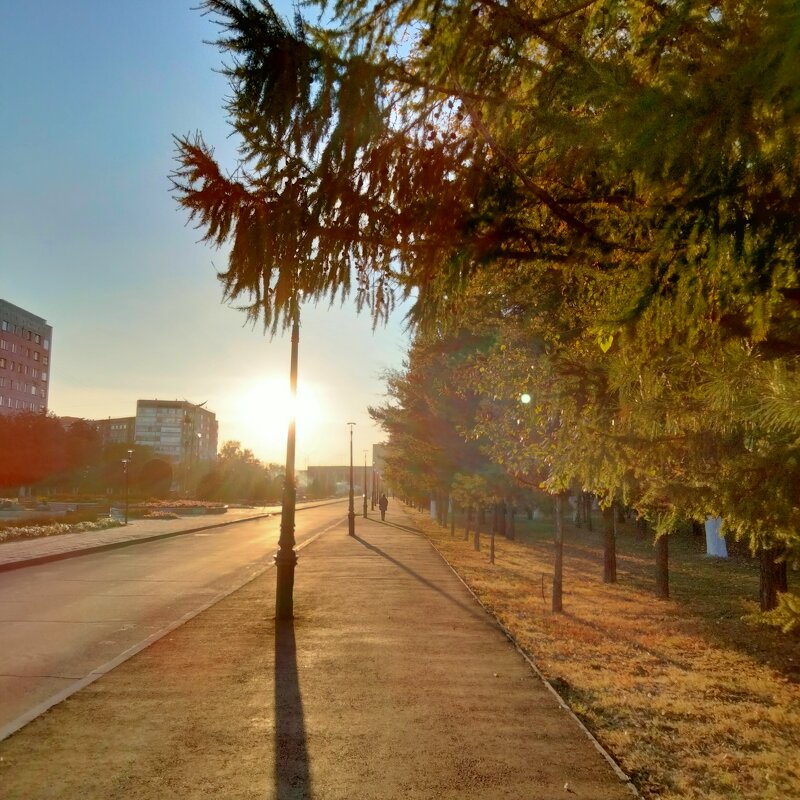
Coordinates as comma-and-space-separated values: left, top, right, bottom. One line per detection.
704, 516, 728, 558
430, 498, 437, 521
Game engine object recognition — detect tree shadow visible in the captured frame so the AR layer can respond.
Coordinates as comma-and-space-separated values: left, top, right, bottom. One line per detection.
353, 534, 484, 618
376, 518, 427, 536
274, 619, 312, 799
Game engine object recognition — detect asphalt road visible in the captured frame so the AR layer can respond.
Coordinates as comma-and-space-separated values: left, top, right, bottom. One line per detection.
0, 502, 348, 737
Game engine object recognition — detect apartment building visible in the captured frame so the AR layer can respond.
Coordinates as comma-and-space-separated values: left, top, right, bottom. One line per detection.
95, 416, 136, 445
134, 399, 218, 463
0, 299, 52, 415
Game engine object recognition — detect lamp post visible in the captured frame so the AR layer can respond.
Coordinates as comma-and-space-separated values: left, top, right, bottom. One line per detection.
121, 455, 131, 526
363, 450, 368, 518
275, 311, 300, 620
371, 466, 376, 510
347, 422, 356, 536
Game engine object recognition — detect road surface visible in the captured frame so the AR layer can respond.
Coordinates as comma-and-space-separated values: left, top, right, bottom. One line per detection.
0, 501, 348, 737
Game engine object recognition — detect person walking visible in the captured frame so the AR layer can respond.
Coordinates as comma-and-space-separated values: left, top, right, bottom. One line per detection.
378, 493, 389, 521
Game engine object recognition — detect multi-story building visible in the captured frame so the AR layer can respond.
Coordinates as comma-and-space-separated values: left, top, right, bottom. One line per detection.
133, 399, 218, 463
95, 416, 136, 446
0, 299, 52, 416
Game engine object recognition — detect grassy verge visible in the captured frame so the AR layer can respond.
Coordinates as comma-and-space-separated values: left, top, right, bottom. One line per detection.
404, 505, 800, 800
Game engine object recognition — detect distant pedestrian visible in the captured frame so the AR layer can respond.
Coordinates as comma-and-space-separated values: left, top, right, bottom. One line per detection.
379, 493, 388, 521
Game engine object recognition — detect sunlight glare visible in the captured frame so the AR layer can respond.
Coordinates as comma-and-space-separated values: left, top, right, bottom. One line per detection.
235, 376, 321, 463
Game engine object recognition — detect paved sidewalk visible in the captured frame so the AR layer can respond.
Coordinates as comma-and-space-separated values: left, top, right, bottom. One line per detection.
0, 499, 344, 571
0, 502, 635, 799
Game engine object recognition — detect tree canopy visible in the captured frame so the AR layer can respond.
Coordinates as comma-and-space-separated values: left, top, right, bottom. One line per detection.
174, 0, 800, 618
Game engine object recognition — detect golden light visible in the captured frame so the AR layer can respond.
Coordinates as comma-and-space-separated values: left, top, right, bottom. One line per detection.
235, 375, 321, 460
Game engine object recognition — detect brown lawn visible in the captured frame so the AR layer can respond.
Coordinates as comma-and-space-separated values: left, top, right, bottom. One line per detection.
404, 506, 800, 800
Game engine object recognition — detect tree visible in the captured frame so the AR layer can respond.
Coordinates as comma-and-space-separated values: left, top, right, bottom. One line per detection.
196, 441, 283, 504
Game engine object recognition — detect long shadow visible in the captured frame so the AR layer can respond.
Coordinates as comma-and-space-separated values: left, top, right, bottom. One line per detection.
353, 534, 484, 618
274, 619, 312, 799
377, 518, 428, 536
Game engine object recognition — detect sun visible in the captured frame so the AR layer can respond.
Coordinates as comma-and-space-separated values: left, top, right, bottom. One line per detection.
235, 376, 321, 461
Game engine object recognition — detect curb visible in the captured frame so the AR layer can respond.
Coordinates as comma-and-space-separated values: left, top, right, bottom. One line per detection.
0, 498, 347, 574
399, 507, 641, 799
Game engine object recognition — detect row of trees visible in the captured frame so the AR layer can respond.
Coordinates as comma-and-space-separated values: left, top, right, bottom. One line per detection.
0, 412, 138, 493
0, 413, 284, 505
172, 1, 800, 622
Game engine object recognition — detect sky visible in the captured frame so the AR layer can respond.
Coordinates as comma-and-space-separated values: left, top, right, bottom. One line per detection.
0, 1, 410, 467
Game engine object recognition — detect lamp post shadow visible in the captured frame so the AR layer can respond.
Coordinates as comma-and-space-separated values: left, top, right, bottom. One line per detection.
274, 619, 312, 800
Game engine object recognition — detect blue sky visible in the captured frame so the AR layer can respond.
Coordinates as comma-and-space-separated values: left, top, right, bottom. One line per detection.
0, 1, 409, 465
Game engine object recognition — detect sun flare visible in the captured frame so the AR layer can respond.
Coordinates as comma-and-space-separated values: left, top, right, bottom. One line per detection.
235, 376, 321, 461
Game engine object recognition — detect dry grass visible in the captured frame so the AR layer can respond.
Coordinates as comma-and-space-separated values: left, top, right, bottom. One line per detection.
406, 507, 800, 800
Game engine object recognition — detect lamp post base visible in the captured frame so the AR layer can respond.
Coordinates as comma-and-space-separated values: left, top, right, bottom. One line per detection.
275, 549, 298, 619
348, 511, 355, 536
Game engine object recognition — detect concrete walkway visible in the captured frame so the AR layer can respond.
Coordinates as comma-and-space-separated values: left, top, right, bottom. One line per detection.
0, 502, 635, 799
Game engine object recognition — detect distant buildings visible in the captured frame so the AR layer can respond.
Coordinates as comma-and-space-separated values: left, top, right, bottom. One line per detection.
94, 400, 218, 464
95, 416, 136, 446
307, 464, 372, 496
134, 399, 218, 463
0, 299, 53, 416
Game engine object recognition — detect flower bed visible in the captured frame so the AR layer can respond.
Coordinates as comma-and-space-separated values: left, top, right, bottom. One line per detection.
141, 511, 181, 520
124, 501, 228, 518
0, 518, 123, 544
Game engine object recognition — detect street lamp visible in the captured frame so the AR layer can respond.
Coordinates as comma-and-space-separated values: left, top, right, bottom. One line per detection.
363, 450, 368, 518
275, 310, 300, 620
347, 422, 356, 536
121, 455, 131, 525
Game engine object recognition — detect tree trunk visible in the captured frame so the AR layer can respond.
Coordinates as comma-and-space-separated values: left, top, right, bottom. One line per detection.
507, 499, 515, 540
574, 490, 582, 528
526, 506, 533, 521
760, 546, 785, 611
498, 501, 507, 538
602, 504, 617, 584
464, 507, 472, 541
474, 509, 482, 551
655, 534, 669, 600
585, 493, 593, 532
552, 493, 564, 612
450, 499, 456, 537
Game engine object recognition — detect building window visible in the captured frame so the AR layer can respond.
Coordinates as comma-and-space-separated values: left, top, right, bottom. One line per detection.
43, 339, 49, 350
42, 372, 47, 382
26, 330, 32, 341
34, 351, 40, 361
0, 321, 6, 331
34, 333, 40, 344
43, 355, 48, 366
0, 339, 7, 350
0, 358, 4, 368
